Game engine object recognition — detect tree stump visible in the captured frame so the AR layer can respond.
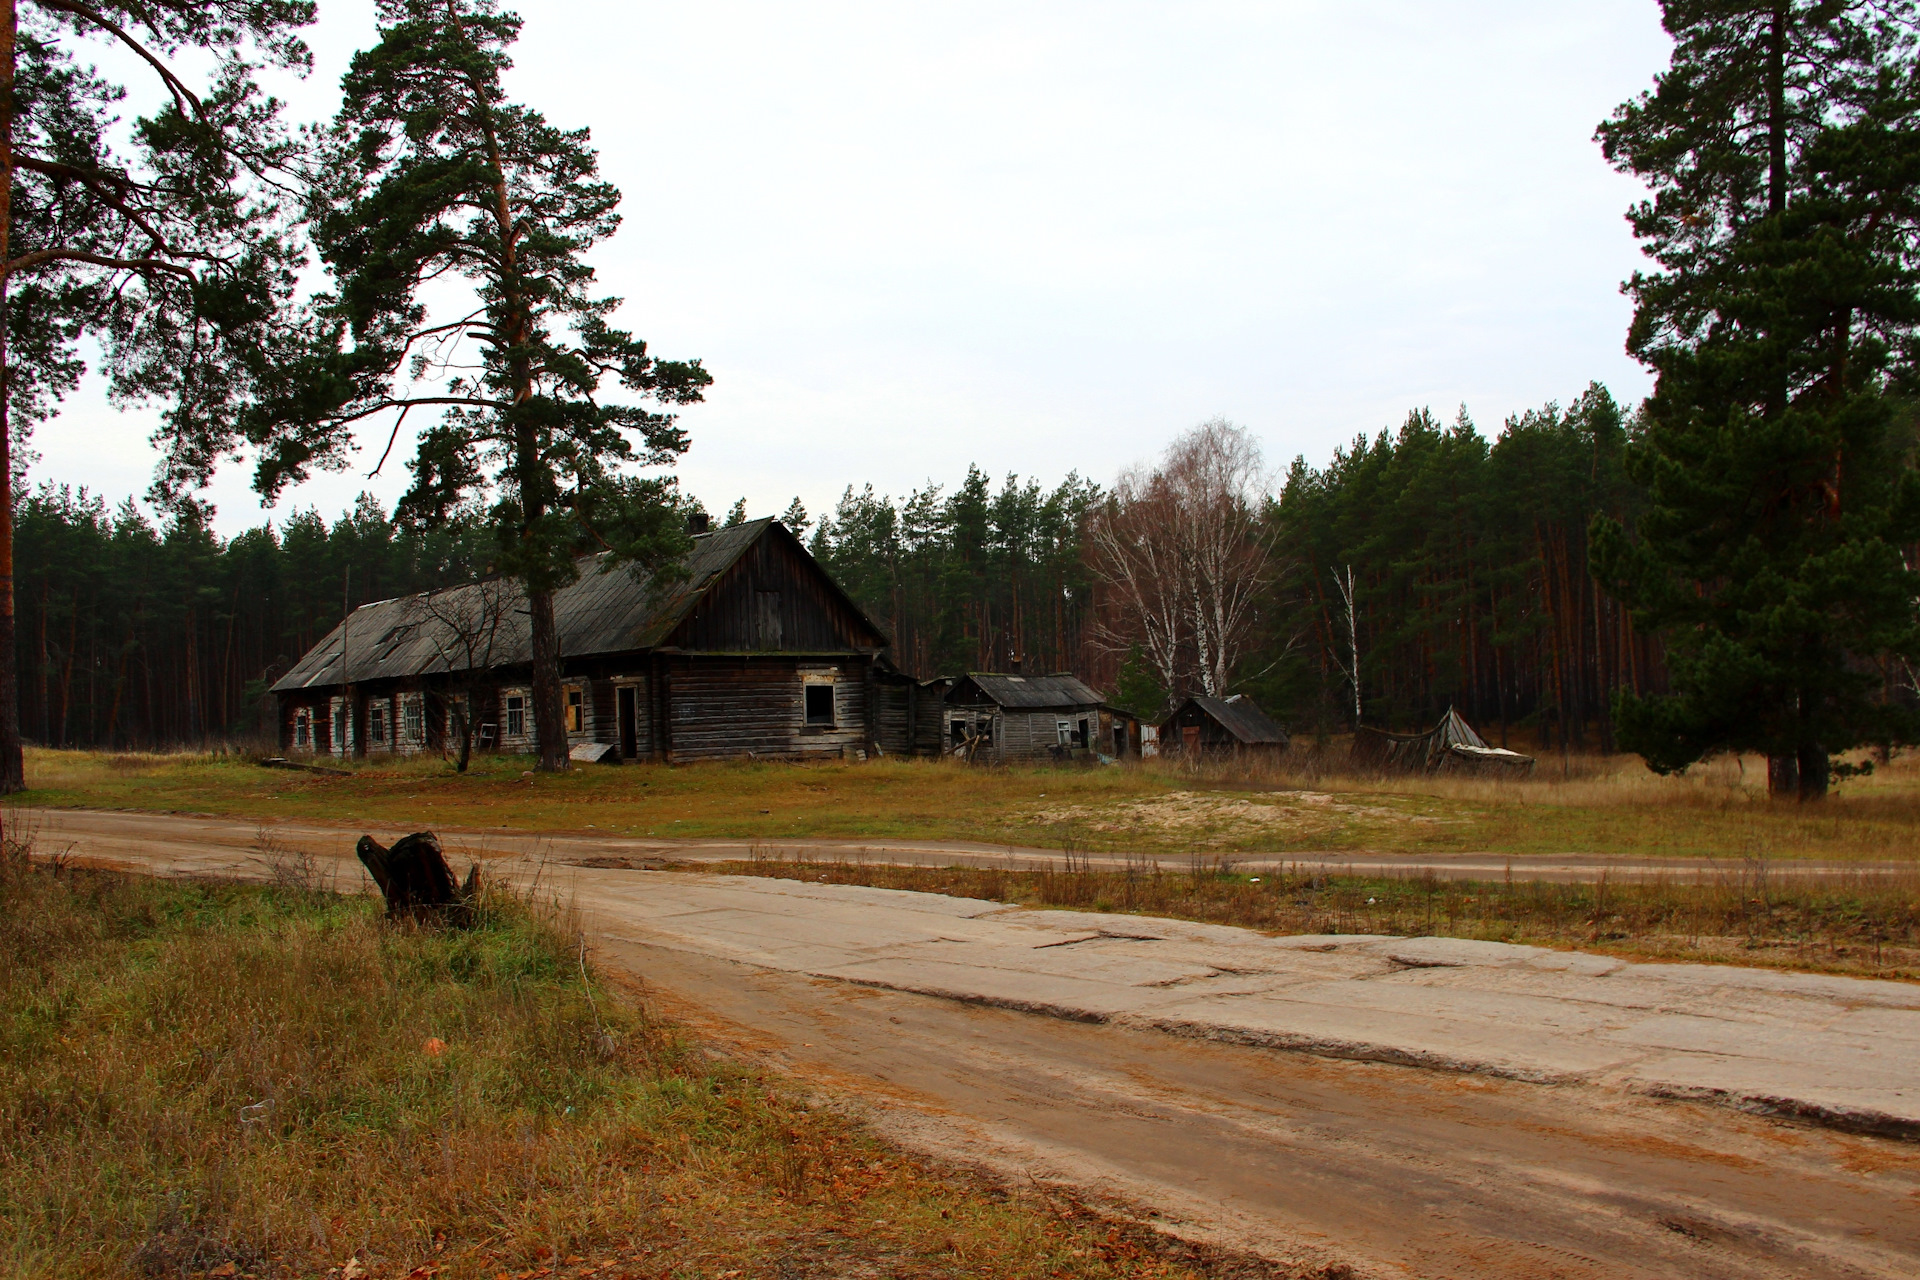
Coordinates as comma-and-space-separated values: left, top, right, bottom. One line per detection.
356, 831, 479, 924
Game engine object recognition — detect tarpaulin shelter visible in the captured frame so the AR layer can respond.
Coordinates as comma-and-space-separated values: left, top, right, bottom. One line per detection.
1351, 707, 1534, 777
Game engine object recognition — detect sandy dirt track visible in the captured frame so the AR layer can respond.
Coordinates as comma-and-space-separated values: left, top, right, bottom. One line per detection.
24, 804, 1915, 881
27, 806, 1920, 1279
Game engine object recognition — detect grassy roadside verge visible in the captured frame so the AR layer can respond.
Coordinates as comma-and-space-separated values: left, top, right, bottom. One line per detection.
702, 853, 1920, 982
0, 850, 1260, 1280
18, 746, 1920, 862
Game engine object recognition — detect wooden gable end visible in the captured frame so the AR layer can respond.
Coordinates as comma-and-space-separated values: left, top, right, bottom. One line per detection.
664, 524, 887, 653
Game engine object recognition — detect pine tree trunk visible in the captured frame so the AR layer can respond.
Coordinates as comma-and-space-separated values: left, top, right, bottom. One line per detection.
0, 0, 20, 794
1797, 742, 1829, 802
528, 586, 567, 772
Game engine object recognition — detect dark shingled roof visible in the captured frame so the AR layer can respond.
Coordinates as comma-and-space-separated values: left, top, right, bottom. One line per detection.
272, 519, 802, 693
950, 672, 1105, 709
1166, 694, 1289, 745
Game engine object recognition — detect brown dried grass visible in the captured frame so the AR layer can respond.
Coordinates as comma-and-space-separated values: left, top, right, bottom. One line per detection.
0, 822, 1269, 1280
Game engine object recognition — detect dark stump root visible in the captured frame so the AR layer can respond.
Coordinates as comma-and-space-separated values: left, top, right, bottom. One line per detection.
356, 831, 481, 925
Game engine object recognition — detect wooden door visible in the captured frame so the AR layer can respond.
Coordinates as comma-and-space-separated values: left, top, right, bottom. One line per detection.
618, 685, 638, 759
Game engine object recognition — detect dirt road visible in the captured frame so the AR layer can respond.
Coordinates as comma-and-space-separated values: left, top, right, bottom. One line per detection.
23, 805, 1912, 882
29, 806, 1920, 1279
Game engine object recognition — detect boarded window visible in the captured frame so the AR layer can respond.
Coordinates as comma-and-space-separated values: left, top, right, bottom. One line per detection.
805, 683, 835, 726
565, 685, 584, 733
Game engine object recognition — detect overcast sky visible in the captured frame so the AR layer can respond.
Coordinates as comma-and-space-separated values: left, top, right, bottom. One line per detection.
30, 0, 1673, 536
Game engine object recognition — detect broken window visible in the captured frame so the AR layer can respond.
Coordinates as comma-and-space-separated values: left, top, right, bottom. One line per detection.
805, 683, 835, 726
293, 709, 311, 749
950, 717, 968, 745
1056, 720, 1072, 745
402, 695, 425, 744
565, 685, 584, 734
369, 701, 389, 747
505, 694, 526, 738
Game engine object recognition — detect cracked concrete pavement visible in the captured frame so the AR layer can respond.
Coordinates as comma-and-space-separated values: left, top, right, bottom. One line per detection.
27, 805, 1920, 1278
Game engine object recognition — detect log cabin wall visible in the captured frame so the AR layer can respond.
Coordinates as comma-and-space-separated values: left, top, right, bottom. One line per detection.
873, 675, 914, 758
664, 655, 871, 761
913, 682, 949, 757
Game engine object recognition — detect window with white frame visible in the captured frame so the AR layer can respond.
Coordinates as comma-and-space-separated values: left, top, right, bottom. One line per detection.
802, 670, 836, 726
293, 708, 311, 749
1056, 719, 1072, 745
505, 693, 527, 739
368, 700, 389, 748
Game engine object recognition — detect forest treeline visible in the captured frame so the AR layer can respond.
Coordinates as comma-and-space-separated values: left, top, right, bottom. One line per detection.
16, 383, 1661, 753
15, 492, 495, 749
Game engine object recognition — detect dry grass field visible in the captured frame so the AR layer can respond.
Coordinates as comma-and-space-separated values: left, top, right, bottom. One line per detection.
0, 839, 1248, 1280
14, 742, 1920, 862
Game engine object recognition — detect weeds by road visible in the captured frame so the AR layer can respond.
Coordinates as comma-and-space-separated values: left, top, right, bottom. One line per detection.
710, 851, 1920, 982
0, 834, 1249, 1279
15, 743, 1920, 861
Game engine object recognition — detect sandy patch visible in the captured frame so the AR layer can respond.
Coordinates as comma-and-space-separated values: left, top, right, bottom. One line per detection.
1028, 789, 1446, 845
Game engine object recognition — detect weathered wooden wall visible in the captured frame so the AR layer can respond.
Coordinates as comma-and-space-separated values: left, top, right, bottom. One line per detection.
662, 655, 871, 761
671, 528, 885, 653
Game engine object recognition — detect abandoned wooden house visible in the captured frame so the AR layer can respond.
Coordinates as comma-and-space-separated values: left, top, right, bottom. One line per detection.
273, 518, 906, 763
1157, 694, 1290, 758
942, 672, 1134, 762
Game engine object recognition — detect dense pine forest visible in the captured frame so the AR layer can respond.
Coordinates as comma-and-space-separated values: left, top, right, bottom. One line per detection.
17, 381, 1665, 752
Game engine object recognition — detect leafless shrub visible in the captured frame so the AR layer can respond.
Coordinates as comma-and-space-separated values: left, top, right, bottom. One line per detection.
252, 825, 329, 894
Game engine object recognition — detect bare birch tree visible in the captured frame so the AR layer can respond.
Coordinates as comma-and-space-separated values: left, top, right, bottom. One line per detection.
1330, 563, 1361, 726
1089, 419, 1279, 699
409, 576, 518, 772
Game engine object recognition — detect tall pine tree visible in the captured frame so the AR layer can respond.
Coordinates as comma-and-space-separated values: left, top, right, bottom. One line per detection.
284, 0, 709, 771
0, 0, 312, 791
1591, 0, 1920, 798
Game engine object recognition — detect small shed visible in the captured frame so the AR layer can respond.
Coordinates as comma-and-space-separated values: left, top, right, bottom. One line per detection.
1158, 694, 1289, 758
944, 672, 1113, 763
1351, 707, 1534, 777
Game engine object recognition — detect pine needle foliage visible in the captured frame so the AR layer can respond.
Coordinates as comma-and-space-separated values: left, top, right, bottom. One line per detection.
280, 0, 711, 772
1592, 0, 1920, 797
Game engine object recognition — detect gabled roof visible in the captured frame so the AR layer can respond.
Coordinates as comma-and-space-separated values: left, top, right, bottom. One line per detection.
949, 672, 1104, 709
1164, 694, 1289, 745
272, 519, 873, 692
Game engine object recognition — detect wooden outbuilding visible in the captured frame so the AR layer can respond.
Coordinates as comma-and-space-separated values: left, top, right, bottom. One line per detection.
943, 672, 1132, 763
272, 518, 894, 764
1157, 694, 1289, 758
